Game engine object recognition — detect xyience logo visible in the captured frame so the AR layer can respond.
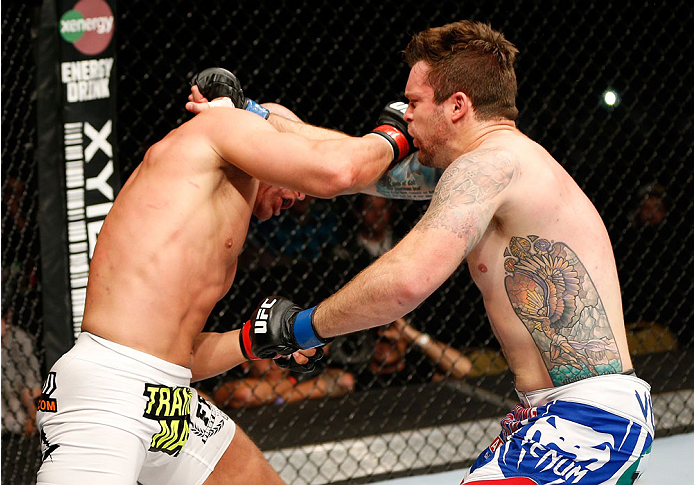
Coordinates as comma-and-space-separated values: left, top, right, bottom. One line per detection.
60, 0, 114, 55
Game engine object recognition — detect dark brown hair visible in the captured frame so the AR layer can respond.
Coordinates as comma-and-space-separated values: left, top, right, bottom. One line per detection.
404, 20, 519, 121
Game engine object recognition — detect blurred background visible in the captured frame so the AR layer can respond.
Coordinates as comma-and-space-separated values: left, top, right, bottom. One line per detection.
2, 0, 692, 483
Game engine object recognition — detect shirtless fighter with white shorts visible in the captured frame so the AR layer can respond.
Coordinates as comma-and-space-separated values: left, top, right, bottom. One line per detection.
35, 68, 438, 484
242, 21, 655, 485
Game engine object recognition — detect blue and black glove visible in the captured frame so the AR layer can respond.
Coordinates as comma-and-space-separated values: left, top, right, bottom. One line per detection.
239, 296, 332, 373
191, 67, 270, 119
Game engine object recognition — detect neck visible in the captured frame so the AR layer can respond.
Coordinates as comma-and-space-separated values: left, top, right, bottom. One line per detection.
460, 119, 517, 154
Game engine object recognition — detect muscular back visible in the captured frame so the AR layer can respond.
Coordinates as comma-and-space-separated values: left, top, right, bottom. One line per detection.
82, 118, 258, 367
424, 130, 632, 392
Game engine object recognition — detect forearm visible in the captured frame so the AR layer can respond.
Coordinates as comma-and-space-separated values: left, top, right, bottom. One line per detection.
360, 153, 443, 200
313, 249, 424, 338
189, 330, 247, 382
311, 228, 458, 341
267, 112, 349, 141
267, 107, 396, 194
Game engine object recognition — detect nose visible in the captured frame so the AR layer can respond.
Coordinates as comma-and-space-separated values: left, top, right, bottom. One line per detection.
403, 104, 414, 123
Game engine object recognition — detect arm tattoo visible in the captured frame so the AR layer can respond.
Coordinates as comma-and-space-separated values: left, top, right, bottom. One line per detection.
503, 235, 624, 386
373, 153, 443, 200
414, 149, 518, 250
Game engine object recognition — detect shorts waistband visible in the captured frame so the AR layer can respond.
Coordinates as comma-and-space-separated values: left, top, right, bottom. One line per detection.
76, 332, 192, 383
516, 374, 652, 429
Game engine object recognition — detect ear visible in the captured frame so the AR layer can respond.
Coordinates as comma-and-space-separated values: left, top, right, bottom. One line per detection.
450, 92, 469, 122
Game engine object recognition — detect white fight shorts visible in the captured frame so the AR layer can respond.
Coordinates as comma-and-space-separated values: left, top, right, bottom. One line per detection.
36, 332, 236, 485
463, 373, 654, 484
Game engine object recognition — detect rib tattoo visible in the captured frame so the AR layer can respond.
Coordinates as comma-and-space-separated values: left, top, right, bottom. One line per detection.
503, 235, 623, 385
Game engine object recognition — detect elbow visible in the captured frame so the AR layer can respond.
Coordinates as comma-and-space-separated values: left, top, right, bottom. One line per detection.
392, 273, 432, 312
313, 159, 360, 198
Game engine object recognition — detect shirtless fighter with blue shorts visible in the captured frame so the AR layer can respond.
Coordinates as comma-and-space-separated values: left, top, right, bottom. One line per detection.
242, 20, 655, 485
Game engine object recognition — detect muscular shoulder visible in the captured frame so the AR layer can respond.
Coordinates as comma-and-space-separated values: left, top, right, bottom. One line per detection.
412, 146, 520, 250
436, 146, 520, 207
188, 107, 273, 135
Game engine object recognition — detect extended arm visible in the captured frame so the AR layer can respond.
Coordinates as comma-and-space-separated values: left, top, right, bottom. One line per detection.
189, 107, 393, 197
188, 72, 434, 198
265, 103, 442, 200
360, 152, 443, 200
241, 148, 521, 358
189, 330, 247, 382
263, 102, 350, 141
190, 330, 320, 382
312, 148, 519, 336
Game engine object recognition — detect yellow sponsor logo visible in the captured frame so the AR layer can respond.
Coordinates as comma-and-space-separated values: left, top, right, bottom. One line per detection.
143, 384, 192, 456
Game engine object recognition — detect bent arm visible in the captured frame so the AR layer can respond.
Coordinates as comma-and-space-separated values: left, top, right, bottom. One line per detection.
421, 339, 473, 379
311, 148, 520, 338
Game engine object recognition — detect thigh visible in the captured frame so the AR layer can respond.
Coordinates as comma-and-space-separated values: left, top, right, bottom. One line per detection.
202, 426, 284, 485
36, 422, 145, 485
139, 391, 241, 485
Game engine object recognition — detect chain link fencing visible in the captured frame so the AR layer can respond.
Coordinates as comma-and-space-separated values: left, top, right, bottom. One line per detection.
2, 1, 693, 483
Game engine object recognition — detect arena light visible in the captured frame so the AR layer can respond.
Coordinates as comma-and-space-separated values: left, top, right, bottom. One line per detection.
602, 89, 619, 108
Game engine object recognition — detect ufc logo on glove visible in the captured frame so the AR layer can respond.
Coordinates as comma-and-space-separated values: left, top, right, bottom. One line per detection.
254, 298, 277, 333
388, 101, 408, 114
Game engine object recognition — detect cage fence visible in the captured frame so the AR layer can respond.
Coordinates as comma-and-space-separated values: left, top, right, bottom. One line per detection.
2, 1, 693, 484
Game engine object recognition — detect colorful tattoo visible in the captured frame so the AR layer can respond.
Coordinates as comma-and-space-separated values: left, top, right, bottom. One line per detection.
503, 235, 622, 386
374, 153, 443, 200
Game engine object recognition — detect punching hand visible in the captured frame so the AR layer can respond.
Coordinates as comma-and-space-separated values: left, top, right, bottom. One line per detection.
274, 349, 325, 373
369, 101, 416, 163
239, 296, 333, 362
190, 67, 269, 119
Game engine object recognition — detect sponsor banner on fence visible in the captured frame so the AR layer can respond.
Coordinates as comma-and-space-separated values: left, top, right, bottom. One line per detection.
37, 0, 120, 367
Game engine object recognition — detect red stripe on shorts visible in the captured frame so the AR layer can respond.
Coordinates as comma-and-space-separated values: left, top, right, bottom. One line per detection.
462, 478, 538, 485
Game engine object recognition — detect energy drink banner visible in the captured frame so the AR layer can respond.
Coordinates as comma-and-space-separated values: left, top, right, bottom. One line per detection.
37, 0, 120, 368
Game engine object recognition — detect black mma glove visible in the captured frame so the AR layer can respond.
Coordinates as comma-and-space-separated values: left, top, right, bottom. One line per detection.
369, 101, 416, 164
238, 296, 333, 373
190, 67, 270, 119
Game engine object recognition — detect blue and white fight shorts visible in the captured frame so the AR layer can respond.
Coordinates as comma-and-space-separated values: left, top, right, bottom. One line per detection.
36, 332, 236, 485
463, 373, 654, 484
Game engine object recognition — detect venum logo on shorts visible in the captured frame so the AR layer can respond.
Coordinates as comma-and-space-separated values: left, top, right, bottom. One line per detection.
37, 372, 58, 413
143, 384, 192, 456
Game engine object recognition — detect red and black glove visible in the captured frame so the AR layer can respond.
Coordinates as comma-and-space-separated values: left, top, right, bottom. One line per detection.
369, 101, 416, 164
238, 296, 331, 373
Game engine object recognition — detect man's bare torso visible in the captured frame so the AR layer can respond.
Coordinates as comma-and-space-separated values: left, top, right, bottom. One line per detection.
82, 120, 258, 367
463, 132, 632, 392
